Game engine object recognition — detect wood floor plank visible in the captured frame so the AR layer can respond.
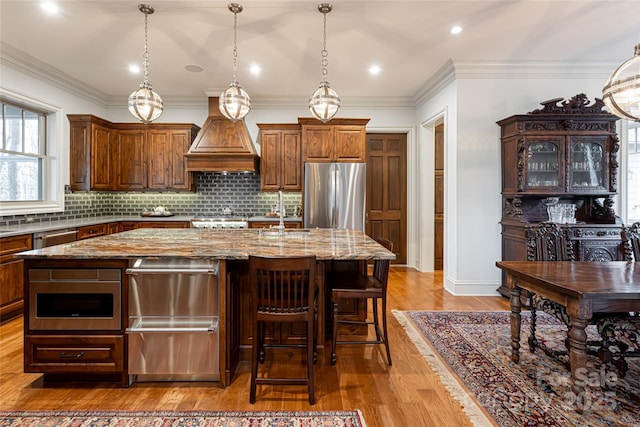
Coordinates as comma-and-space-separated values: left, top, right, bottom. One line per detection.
0, 267, 507, 426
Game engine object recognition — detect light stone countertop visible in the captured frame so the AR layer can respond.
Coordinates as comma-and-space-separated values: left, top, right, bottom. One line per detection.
0, 215, 302, 239
15, 228, 395, 261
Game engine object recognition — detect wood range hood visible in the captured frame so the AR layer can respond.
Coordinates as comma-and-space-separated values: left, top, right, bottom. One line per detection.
184, 97, 259, 173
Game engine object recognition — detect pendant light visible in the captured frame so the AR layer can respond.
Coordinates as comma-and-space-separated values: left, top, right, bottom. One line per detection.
219, 3, 251, 122
309, 3, 340, 123
128, 4, 163, 124
602, 43, 640, 121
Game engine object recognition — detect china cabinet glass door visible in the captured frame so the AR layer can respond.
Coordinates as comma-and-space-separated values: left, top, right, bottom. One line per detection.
525, 140, 561, 190
569, 138, 607, 191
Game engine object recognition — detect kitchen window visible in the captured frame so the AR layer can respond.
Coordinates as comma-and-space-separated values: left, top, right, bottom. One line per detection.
0, 89, 64, 216
0, 102, 45, 201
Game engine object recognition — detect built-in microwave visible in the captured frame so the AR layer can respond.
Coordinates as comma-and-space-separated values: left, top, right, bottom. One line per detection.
28, 268, 121, 331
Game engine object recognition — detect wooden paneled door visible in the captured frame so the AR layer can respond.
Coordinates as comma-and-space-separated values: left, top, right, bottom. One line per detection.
366, 133, 407, 264
434, 124, 444, 270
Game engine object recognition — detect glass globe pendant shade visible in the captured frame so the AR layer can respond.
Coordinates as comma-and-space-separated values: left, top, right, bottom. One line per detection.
219, 81, 251, 122
602, 44, 640, 121
128, 82, 163, 124
309, 81, 340, 123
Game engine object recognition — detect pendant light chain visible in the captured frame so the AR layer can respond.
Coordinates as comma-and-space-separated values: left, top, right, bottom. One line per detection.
321, 10, 328, 83
309, 3, 339, 122
232, 8, 238, 83
128, 4, 163, 124
142, 9, 150, 85
219, 3, 251, 121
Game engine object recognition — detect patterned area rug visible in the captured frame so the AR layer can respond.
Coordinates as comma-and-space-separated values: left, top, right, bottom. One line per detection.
393, 310, 640, 427
0, 410, 367, 426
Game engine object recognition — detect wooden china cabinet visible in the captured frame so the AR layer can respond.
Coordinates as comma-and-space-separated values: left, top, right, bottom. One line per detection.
498, 94, 623, 297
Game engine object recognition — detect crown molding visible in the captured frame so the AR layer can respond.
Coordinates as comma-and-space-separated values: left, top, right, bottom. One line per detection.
414, 60, 456, 107
414, 59, 619, 108
452, 59, 617, 79
1, 42, 109, 107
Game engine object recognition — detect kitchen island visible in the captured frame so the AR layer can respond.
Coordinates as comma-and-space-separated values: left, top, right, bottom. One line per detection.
17, 228, 394, 387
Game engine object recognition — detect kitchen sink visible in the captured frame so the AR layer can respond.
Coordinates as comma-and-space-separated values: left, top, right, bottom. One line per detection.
258, 229, 311, 238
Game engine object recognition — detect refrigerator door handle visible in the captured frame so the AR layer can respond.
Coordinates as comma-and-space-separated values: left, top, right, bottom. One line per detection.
333, 165, 342, 228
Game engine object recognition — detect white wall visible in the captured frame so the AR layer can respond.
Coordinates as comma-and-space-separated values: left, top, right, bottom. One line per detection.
415, 62, 615, 295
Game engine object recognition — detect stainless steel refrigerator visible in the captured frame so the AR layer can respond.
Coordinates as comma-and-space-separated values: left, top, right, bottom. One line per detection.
304, 162, 366, 230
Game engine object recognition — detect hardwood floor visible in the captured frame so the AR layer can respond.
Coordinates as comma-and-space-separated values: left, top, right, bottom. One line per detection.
0, 267, 509, 426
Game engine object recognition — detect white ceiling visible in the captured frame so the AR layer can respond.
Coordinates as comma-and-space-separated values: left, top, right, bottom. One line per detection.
1, 0, 639, 106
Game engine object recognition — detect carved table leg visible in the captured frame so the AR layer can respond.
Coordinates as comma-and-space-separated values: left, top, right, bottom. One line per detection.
568, 315, 588, 413
509, 277, 522, 363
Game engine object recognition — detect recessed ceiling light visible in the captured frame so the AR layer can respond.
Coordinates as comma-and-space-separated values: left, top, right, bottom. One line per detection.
450, 25, 463, 35
184, 64, 204, 73
369, 65, 382, 76
40, 1, 59, 14
129, 64, 141, 74
250, 64, 261, 76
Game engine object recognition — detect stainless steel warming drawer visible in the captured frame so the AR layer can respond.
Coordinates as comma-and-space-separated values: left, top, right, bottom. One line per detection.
126, 258, 219, 382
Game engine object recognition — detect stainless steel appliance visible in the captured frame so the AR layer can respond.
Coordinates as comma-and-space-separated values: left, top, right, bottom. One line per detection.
190, 217, 248, 229
126, 258, 219, 382
304, 162, 366, 230
29, 268, 122, 331
33, 228, 78, 249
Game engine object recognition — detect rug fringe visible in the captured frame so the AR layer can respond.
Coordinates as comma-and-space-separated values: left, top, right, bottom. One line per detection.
355, 408, 367, 427
392, 310, 495, 427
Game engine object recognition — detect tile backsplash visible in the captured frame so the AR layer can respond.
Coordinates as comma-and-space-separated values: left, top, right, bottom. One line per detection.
1, 173, 302, 227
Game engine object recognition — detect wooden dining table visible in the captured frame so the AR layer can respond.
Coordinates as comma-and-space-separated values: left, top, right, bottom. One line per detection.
495, 260, 640, 407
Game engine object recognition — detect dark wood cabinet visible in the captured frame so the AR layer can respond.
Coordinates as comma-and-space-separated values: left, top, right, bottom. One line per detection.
257, 124, 302, 191
0, 234, 32, 322
248, 220, 302, 229
68, 115, 113, 191
299, 118, 369, 162
113, 128, 147, 190
77, 223, 108, 240
23, 258, 129, 385
136, 221, 190, 229
498, 94, 622, 296
146, 126, 199, 191
68, 115, 199, 192
24, 335, 125, 373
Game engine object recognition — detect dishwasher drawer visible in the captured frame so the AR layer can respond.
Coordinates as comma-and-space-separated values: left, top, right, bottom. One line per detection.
127, 317, 219, 380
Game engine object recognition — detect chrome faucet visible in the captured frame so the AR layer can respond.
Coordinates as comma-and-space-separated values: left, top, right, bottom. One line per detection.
277, 190, 285, 236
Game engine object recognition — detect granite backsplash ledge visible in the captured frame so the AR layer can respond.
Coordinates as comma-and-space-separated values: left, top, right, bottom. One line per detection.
1, 172, 302, 227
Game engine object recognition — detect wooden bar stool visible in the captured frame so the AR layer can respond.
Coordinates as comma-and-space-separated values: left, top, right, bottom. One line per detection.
248, 255, 317, 404
330, 237, 393, 366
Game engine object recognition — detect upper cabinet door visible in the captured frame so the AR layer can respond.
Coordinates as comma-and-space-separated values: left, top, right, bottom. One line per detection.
568, 137, 609, 193
259, 130, 281, 191
302, 125, 333, 162
114, 129, 146, 190
281, 130, 302, 191
334, 125, 365, 162
147, 130, 170, 189
523, 138, 563, 193
258, 125, 302, 192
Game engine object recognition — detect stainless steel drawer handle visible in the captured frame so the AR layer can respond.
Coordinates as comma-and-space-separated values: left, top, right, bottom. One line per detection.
59, 351, 85, 359
126, 268, 218, 275
126, 327, 216, 333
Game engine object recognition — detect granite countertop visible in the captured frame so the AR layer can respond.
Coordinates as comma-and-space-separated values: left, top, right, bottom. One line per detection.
0, 215, 303, 238
15, 228, 395, 261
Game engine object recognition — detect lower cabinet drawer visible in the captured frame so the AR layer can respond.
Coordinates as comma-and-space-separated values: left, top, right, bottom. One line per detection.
25, 335, 124, 373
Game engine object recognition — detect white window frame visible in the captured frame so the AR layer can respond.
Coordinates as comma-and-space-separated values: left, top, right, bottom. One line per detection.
0, 87, 65, 216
